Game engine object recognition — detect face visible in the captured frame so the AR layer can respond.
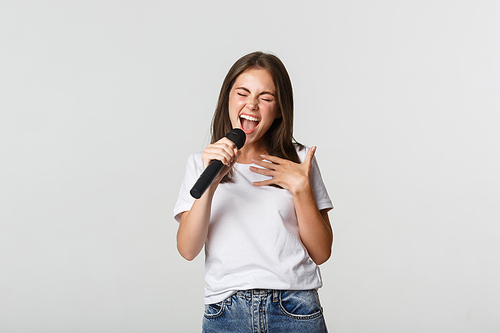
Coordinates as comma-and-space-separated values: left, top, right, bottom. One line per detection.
228, 68, 280, 147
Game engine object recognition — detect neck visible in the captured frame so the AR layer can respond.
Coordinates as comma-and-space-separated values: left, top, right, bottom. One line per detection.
237, 141, 267, 164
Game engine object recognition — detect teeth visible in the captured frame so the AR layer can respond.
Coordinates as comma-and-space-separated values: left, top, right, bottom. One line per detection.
240, 114, 259, 122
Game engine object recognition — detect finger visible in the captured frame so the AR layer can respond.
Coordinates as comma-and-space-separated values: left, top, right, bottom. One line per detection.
219, 137, 237, 150
203, 143, 235, 166
227, 149, 242, 167
259, 154, 284, 164
203, 149, 232, 166
249, 166, 275, 176
304, 146, 316, 165
251, 158, 277, 170
207, 138, 236, 156
252, 178, 277, 187
217, 139, 238, 157
204, 145, 233, 159
234, 148, 242, 160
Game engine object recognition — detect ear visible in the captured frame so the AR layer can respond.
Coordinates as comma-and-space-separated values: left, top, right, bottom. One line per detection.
275, 109, 282, 119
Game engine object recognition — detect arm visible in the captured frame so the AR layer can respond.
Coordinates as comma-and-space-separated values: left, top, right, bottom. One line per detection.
176, 186, 216, 261
292, 187, 333, 265
250, 147, 333, 265
176, 138, 240, 261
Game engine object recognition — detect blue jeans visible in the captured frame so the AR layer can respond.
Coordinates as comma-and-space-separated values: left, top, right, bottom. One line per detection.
202, 289, 328, 333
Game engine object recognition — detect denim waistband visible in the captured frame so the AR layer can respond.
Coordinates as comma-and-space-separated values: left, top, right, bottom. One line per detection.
234, 289, 280, 301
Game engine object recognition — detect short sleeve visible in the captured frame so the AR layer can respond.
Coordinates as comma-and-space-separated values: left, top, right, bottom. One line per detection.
173, 153, 203, 222
310, 154, 333, 211
299, 146, 333, 212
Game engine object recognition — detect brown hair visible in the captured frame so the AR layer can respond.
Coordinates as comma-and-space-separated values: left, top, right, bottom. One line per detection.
211, 51, 303, 183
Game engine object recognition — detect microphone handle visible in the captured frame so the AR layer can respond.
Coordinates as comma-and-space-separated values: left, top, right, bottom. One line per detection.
189, 160, 224, 199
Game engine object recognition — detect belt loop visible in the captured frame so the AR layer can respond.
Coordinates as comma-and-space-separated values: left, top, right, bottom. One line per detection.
273, 290, 279, 303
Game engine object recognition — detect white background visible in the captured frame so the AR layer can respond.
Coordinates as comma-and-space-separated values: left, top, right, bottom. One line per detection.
1, 1, 499, 332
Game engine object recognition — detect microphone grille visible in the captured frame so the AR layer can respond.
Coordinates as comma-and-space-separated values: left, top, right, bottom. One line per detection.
226, 128, 246, 149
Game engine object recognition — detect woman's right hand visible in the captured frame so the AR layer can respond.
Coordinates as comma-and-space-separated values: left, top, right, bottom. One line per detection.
201, 137, 241, 184
177, 137, 241, 261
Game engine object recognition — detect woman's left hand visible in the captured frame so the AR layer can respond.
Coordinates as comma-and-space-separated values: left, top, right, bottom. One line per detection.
251, 146, 332, 265
250, 146, 317, 195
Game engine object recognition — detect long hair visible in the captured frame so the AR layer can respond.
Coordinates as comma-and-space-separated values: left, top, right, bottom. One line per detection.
211, 51, 303, 183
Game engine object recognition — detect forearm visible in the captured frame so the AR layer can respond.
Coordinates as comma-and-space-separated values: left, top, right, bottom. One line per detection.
176, 185, 217, 261
292, 185, 333, 265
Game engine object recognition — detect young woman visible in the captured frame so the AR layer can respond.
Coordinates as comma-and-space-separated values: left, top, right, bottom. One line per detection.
174, 51, 333, 332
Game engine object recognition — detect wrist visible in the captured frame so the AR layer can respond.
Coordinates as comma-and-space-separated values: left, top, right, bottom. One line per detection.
289, 178, 312, 198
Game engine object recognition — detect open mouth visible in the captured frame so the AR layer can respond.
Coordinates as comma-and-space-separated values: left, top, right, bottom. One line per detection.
239, 114, 260, 133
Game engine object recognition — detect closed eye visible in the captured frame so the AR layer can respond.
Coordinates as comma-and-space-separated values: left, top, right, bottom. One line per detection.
260, 91, 275, 102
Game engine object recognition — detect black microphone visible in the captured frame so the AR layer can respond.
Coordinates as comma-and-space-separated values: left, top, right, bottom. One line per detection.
190, 128, 246, 199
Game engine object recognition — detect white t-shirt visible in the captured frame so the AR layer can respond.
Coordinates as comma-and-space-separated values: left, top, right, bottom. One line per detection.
174, 145, 333, 304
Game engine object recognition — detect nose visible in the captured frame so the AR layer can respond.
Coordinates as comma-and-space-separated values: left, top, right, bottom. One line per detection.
246, 97, 258, 110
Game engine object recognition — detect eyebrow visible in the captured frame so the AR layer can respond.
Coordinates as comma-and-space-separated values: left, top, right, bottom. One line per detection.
235, 86, 276, 97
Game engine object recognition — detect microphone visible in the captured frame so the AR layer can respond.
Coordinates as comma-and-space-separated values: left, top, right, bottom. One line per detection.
190, 128, 246, 199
